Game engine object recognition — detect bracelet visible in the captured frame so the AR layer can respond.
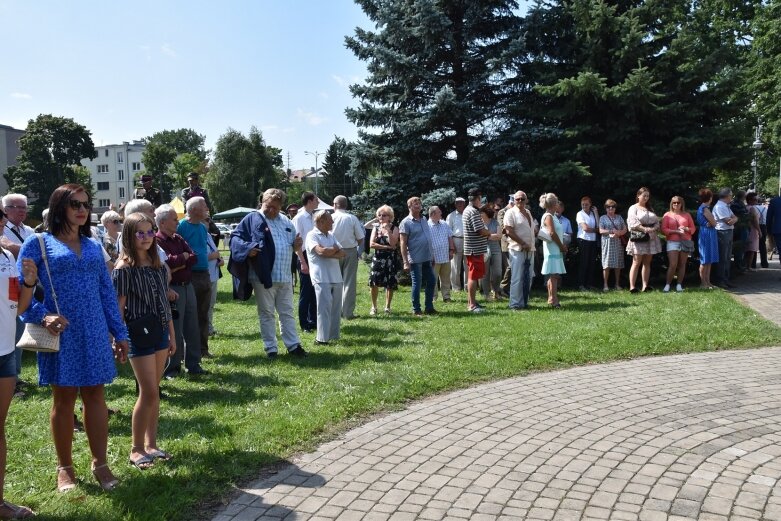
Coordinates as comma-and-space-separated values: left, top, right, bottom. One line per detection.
22, 279, 37, 288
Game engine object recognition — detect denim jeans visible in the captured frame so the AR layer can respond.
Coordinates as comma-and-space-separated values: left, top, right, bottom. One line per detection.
509, 249, 534, 309
409, 261, 436, 313
716, 230, 733, 284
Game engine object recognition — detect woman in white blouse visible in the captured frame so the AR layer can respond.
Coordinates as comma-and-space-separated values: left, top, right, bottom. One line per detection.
576, 196, 599, 290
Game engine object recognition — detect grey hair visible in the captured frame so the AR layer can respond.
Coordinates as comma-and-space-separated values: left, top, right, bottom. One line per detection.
100, 210, 121, 226
124, 198, 155, 216
717, 187, 732, 199
155, 204, 177, 226
261, 188, 286, 207
313, 209, 331, 226
333, 195, 348, 209
185, 196, 205, 214
1, 193, 27, 206
539, 193, 558, 210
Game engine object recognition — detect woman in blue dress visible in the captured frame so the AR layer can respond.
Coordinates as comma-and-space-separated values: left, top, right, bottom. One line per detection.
696, 188, 719, 289
18, 184, 129, 493
539, 193, 568, 308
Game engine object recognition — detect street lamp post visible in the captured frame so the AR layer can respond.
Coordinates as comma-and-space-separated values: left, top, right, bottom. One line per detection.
752, 120, 763, 191
304, 150, 323, 195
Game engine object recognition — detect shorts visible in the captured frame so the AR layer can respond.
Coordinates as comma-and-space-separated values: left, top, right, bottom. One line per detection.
466, 254, 486, 280
666, 241, 694, 254
0, 351, 17, 378
128, 328, 170, 359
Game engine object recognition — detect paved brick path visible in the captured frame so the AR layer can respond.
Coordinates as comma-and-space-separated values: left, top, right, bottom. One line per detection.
214, 269, 781, 521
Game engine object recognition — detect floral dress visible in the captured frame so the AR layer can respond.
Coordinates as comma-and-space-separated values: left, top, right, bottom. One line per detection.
625, 204, 662, 256
599, 214, 625, 269
18, 233, 128, 386
368, 225, 399, 290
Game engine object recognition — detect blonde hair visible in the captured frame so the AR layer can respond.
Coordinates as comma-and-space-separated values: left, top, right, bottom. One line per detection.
669, 196, 686, 212
539, 193, 558, 211
376, 205, 394, 220
118, 212, 161, 269
313, 209, 332, 226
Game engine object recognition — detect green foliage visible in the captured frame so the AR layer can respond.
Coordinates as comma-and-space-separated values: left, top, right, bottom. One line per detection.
141, 129, 207, 200
346, 0, 521, 209
746, 0, 781, 155
204, 127, 284, 212
4, 114, 96, 218
168, 152, 208, 190
320, 136, 357, 203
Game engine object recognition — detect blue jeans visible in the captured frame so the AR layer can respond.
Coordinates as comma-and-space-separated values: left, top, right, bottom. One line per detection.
716, 230, 733, 284
409, 261, 435, 313
509, 250, 533, 309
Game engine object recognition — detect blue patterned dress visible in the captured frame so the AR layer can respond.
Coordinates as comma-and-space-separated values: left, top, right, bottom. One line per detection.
18, 233, 128, 386
696, 204, 719, 265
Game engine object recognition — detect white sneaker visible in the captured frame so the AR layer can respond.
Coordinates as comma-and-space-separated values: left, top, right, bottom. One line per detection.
676, 284, 683, 292
369, 307, 377, 316
663, 284, 671, 293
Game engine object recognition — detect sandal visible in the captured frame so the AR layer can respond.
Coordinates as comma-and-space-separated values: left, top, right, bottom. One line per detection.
0, 501, 35, 519
146, 448, 173, 461
128, 454, 155, 470
91, 463, 119, 491
56, 465, 77, 493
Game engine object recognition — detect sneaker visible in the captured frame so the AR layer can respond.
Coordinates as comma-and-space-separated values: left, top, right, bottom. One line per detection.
267, 351, 278, 360
663, 284, 671, 293
468, 306, 484, 313
289, 345, 308, 358
413, 310, 423, 316
384, 307, 391, 314
369, 307, 377, 316
676, 284, 683, 292
424, 309, 438, 315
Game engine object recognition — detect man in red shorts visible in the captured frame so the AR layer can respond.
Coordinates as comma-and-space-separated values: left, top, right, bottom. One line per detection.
462, 187, 491, 313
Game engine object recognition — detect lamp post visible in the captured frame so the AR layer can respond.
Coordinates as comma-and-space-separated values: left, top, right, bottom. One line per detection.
304, 150, 323, 195
752, 120, 763, 191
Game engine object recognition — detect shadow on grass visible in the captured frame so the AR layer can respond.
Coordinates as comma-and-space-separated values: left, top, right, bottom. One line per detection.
277, 348, 403, 369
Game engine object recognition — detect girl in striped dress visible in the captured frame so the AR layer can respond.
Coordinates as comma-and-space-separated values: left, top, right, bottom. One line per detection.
113, 213, 175, 470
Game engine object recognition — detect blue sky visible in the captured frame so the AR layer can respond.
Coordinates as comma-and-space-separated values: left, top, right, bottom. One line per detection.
0, 0, 371, 171
1, 1, 530, 172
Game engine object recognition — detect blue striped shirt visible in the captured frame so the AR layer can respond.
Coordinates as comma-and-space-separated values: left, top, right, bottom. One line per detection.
428, 220, 452, 264
267, 213, 297, 283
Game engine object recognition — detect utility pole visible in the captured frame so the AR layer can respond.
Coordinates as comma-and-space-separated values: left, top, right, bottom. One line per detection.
304, 150, 323, 195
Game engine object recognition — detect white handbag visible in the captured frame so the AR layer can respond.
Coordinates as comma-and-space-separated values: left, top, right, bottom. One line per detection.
16, 235, 61, 353
537, 228, 553, 242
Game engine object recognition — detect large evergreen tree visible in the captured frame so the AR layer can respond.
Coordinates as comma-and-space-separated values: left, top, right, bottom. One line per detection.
500, 0, 756, 205
345, 0, 521, 210
5, 114, 96, 217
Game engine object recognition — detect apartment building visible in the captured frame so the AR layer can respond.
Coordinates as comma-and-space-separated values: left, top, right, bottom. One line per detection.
0, 124, 24, 195
81, 141, 145, 211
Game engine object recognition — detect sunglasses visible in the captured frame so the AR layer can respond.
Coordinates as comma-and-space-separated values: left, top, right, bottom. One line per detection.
515, 198, 527, 202
134, 229, 156, 240
112, 219, 122, 225
672, 201, 681, 205
606, 205, 616, 209
68, 200, 93, 211
379, 214, 389, 217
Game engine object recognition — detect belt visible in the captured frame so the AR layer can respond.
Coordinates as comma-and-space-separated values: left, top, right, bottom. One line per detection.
452, 236, 463, 239
170, 281, 191, 287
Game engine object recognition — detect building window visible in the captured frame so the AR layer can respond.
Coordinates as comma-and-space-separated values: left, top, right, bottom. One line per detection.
97, 182, 110, 191
98, 199, 111, 207
97, 165, 109, 174
117, 152, 124, 163
104, 149, 109, 157
131, 162, 141, 171
118, 187, 125, 199
118, 169, 124, 181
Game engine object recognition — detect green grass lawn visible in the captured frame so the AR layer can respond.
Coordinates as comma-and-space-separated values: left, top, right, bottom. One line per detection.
7, 262, 781, 520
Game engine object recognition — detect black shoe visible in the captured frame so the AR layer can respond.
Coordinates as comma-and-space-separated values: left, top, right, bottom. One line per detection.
642, 287, 654, 292
443, 298, 452, 303
289, 345, 308, 358
267, 351, 278, 360
163, 369, 181, 380
188, 367, 210, 376
630, 288, 640, 294
314, 340, 330, 345
201, 352, 215, 359
303, 328, 315, 334
424, 308, 438, 315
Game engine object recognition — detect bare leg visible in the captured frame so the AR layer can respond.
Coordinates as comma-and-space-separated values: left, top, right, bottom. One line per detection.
629, 257, 641, 290
666, 250, 678, 285
613, 269, 622, 288
128, 354, 158, 465
0, 376, 14, 502
602, 268, 610, 289
641, 255, 652, 289
370, 286, 379, 311
385, 289, 394, 310
676, 252, 688, 285
80, 385, 116, 486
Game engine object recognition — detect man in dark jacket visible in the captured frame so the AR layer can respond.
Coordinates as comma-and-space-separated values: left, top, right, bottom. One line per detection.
229, 188, 307, 359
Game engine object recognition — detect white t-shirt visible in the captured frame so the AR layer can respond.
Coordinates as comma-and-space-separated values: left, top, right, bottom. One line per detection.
331, 210, 364, 250
292, 210, 315, 243
576, 210, 598, 241
0, 248, 19, 356
305, 229, 343, 284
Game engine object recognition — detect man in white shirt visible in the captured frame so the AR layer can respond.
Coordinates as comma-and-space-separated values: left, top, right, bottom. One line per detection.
331, 195, 365, 319
504, 191, 536, 310
1, 194, 35, 394
446, 197, 466, 291
292, 192, 319, 332
712, 188, 738, 288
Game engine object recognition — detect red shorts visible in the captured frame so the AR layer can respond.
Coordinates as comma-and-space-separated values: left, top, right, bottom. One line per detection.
466, 255, 485, 280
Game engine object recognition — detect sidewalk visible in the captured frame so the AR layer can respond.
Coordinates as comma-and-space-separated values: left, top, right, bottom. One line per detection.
213, 268, 781, 521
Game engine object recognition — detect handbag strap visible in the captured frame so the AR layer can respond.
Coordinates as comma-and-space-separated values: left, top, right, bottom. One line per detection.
36, 234, 60, 316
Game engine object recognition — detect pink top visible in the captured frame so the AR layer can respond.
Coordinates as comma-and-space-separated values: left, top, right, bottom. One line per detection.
662, 212, 696, 241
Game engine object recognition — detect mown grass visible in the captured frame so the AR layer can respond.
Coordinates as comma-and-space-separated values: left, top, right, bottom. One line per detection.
6, 262, 781, 520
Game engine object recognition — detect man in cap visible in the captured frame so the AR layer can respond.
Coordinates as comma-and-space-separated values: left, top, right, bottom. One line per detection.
182, 172, 213, 213
135, 174, 162, 207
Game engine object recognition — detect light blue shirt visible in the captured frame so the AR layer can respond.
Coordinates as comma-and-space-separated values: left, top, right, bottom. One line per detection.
266, 213, 297, 283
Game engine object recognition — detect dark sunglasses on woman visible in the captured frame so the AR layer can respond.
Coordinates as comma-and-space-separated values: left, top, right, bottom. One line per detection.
68, 200, 93, 211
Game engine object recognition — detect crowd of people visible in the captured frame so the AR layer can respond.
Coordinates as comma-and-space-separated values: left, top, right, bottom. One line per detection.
0, 175, 777, 512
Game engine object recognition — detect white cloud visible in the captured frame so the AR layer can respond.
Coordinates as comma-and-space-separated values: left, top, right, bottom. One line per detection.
10, 92, 31, 99
318, 92, 329, 100
161, 43, 177, 58
297, 108, 325, 126
331, 74, 346, 86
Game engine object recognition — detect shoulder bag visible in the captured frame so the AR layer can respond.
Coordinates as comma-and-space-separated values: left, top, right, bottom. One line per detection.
17, 235, 61, 353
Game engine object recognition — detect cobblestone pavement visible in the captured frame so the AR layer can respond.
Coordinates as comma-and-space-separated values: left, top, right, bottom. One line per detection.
214, 272, 781, 521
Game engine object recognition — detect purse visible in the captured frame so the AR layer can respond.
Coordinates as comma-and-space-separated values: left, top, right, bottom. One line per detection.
537, 228, 553, 242
629, 230, 650, 242
127, 313, 163, 350
17, 235, 61, 353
